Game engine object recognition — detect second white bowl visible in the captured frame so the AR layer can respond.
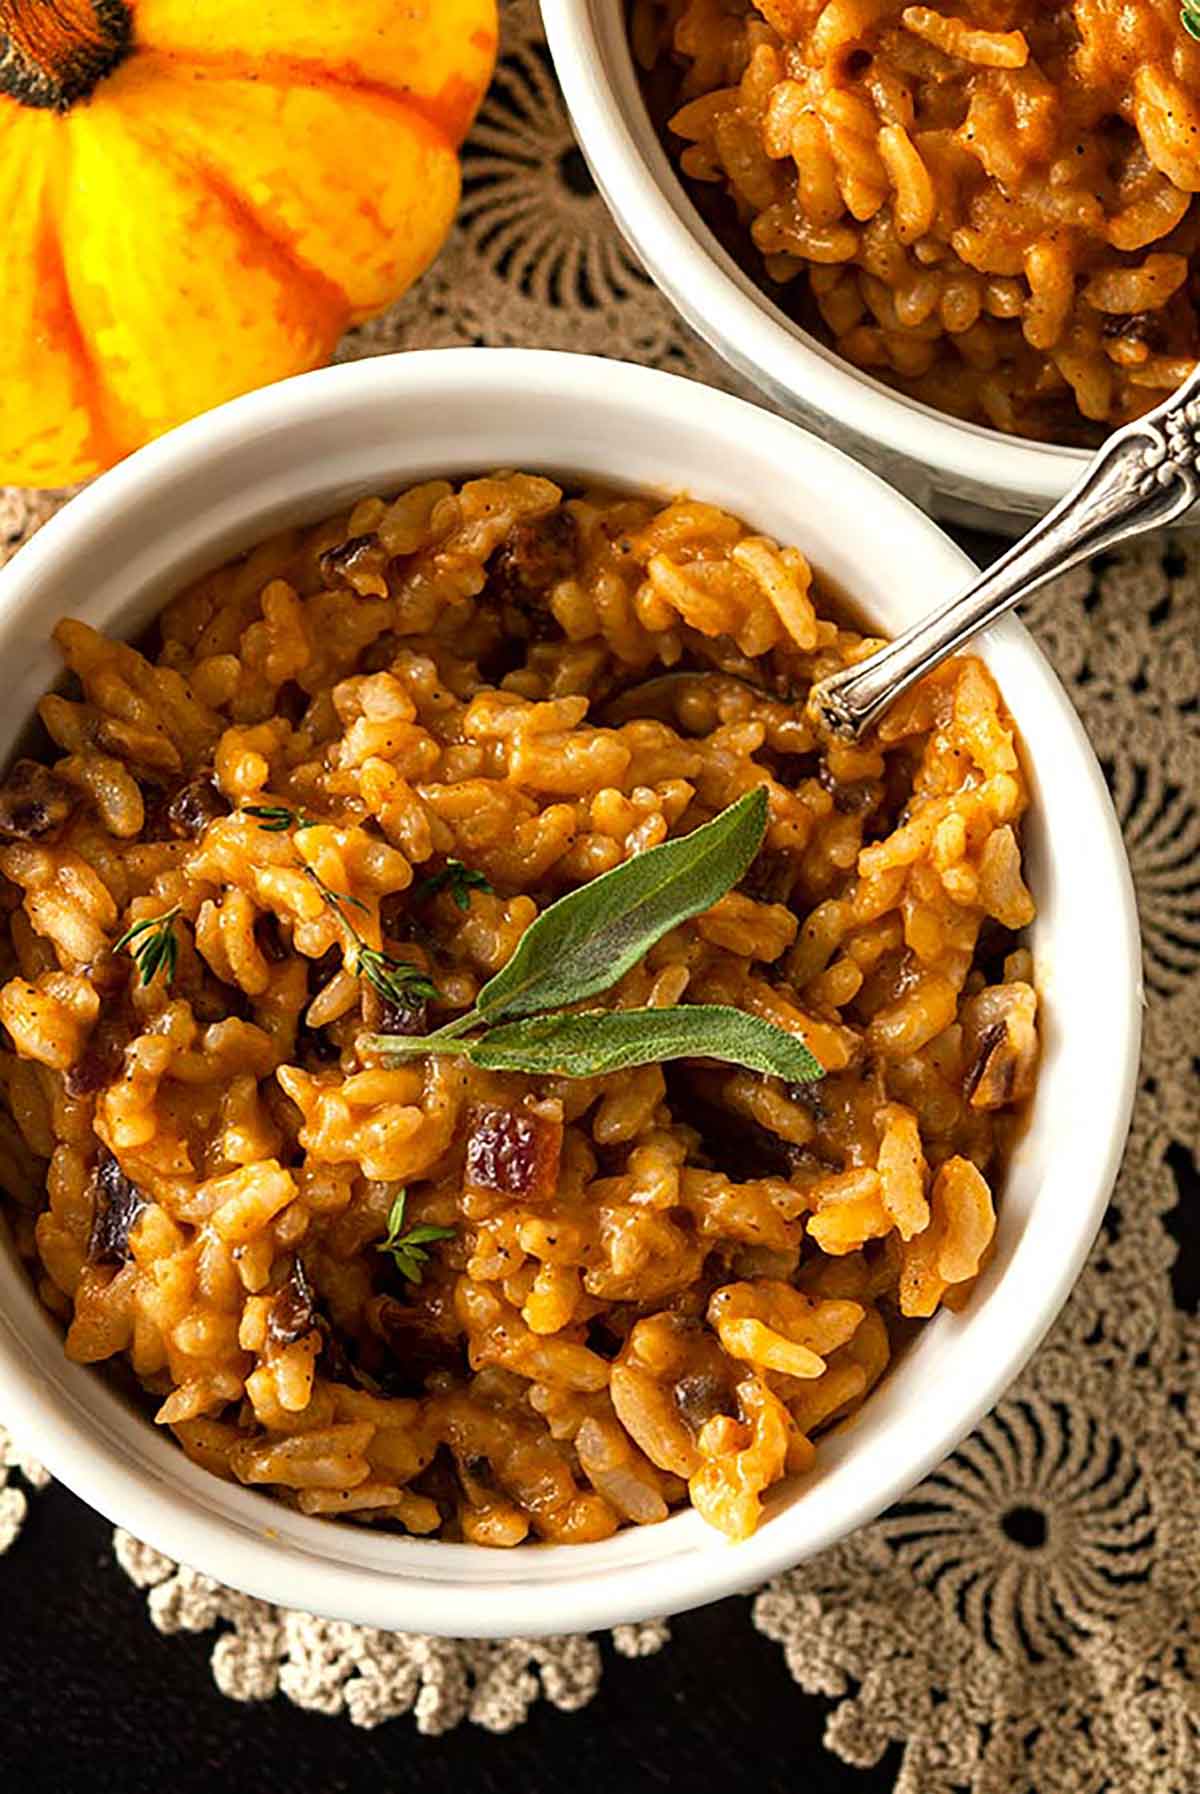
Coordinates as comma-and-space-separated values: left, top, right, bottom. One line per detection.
541, 0, 1094, 530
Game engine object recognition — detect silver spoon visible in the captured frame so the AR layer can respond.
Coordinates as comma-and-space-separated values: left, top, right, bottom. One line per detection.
810, 362, 1200, 740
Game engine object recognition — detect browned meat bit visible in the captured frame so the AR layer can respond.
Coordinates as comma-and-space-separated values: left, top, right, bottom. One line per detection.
673, 1370, 731, 1432
374, 1290, 462, 1386
464, 1102, 564, 1201
359, 973, 428, 1039
86, 950, 128, 999
254, 914, 289, 964
167, 776, 228, 839
87, 1148, 147, 1265
0, 758, 77, 841
376, 995, 428, 1037
267, 1258, 317, 1346
962, 982, 1039, 1109
740, 848, 797, 905
491, 509, 577, 636
315, 1316, 357, 1386
135, 779, 173, 838
816, 760, 877, 815
1101, 310, 1163, 347
492, 508, 578, 598
319, 534, 391, 596
64, 1043, 119, 1099
963, 1021, 1005, 1103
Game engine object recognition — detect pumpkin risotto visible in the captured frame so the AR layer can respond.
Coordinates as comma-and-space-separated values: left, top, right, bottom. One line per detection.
633, 0, 1200, 442
0, 473, 1038, 1544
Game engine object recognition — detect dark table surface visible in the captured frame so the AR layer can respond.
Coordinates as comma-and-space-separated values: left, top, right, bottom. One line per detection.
1, 1479, 871, 1794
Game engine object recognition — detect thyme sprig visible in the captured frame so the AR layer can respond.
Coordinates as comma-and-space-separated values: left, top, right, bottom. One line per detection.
113, 905, 182, 987
305, 868, 437, 1014
304, 867, 368, 917
356, 949, 440, 1012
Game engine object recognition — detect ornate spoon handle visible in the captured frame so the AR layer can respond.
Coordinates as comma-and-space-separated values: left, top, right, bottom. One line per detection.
810, 365, 1200, 739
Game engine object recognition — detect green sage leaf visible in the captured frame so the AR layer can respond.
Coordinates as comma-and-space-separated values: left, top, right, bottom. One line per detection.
472, 787, 769, 1022
453, 1004, 824, 1082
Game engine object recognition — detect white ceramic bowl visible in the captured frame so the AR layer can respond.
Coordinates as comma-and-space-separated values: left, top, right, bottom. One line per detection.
0, 349, 1139, 1637
541, 0, 1092, 530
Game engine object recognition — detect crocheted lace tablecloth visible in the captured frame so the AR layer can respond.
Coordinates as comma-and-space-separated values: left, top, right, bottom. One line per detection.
2, 6, 1199, 1789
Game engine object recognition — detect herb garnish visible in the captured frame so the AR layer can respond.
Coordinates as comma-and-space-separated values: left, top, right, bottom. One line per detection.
242, 804, 317, 833
304, 867, 369, 917
365, 789, 825, 1084
414, 858, 494, 911
445, 1004, 825, 1079
113, 904, 182, 987
356, 949, 439, 1012
1184, 1, 1200, 38
305, 868, 438, 1014
376, 1190, 455, 1283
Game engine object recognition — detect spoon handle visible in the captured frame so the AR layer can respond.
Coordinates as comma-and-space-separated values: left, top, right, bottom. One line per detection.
811, 364, 1200, 740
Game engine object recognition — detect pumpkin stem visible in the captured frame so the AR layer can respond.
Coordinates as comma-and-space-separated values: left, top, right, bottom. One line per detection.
0, 0, 131, 110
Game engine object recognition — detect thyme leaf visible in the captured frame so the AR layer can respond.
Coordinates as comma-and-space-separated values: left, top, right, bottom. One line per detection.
242, 804, 317, 833
113, 905, 182, 988
306, 868, 438, 1015
414, 859, 494, 911
356, 947, 440, 1012
376, 1190, 455, 1284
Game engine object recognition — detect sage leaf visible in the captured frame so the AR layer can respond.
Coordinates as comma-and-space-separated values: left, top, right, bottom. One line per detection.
472, 787, 769, 1022
453, 1004, 825, 1082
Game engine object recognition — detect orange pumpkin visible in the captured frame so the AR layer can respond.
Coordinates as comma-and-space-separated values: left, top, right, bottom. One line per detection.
0, 0, 497, 486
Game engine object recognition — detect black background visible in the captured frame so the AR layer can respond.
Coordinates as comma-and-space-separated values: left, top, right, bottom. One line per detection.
1, 1480, 866, 1794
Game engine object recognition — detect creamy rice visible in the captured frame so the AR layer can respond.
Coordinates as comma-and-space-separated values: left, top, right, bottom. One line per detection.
0, 472, 1038, 1542
634, 0, 1200, 442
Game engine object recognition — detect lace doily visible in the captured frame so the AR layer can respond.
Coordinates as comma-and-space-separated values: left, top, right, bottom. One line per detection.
0, 1423, 48, 1557
2, 5, 1199, 1785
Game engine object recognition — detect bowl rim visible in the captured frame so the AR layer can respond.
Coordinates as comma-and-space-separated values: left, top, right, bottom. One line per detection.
540, 0, 1092, 512
0, 348, 1140, 1637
